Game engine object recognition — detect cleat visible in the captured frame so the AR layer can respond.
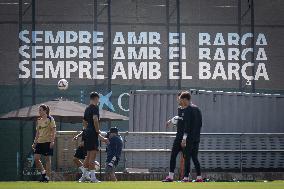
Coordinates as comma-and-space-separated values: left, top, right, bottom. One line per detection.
180, 178, 191, 182
162, 176, 174, 182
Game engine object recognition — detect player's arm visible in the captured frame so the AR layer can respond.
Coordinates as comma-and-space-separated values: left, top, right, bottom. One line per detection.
191, 108, 202, 141
116, 138, 123, 158
166, 118, 172, 127
32, 124, 39, 149
92, 115, 108, 142
83, 119, 88, 129
33, 128, 39, 144
50, 118, 56, 148
93, 115, 99, 133
181, 110, 190, 147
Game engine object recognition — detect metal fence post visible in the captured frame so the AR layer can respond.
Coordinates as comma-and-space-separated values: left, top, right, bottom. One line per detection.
123, 131, 128, 172
240, 134, 243, 172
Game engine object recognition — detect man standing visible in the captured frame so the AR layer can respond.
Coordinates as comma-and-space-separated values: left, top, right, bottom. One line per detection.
105, 127, 123, 181
180, 91, 203, 182
162, 92, 187, 182
80, 92, 108, 183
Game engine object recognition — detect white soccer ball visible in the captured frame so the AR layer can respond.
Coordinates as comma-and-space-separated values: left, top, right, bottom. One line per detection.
57, 79, 68, 90
171, 116, 180, 125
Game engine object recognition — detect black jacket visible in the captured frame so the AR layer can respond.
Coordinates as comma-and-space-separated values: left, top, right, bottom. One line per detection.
184, 104, 202, 143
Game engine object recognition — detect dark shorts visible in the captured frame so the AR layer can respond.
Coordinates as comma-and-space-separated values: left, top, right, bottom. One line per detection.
34, 142, 53, 156
85, 130, 99, 151
74, 146, 87, 160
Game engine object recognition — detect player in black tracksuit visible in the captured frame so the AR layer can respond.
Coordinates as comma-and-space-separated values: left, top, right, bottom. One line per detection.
181, 92, 203, 182
162, 92, 187, 182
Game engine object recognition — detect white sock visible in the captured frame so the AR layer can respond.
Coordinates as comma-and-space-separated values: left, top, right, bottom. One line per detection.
168, 172, 174, 179
79, 166, 85, 173
82, 169, 88, 178
183, 177, 189, 180
90, 170, 96, 180
197, 176, 202, 180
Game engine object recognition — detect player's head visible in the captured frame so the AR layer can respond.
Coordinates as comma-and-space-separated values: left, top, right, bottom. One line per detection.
39, 104, 50, 117
106, 127, 119, 139
179, 91, 191, 106
90, 91, 100, 105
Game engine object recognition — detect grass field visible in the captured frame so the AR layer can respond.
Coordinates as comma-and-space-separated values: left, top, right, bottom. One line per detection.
0, 181, 284, 189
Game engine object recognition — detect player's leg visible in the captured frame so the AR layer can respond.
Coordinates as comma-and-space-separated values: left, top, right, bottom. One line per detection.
110, 171, 117, 181
83, 130, 100, 183
34, 143, 49, 182
162, 141, 181, 182
34, 154, 44, 172
88, 150, 100, 182
74, 146, 88, 175
78, 153, 90, 182
170, 142, 181, 172
105, 165, 117, 181
78, 138, 91, 182
73, 157, 83, 167
191, 142, 202, 182
45, 142, 53, 180
45, 156, 51, 179
182, 144, 192, 182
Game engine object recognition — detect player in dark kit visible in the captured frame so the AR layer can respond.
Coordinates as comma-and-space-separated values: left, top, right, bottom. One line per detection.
105, 127, 123, 181
180, 91, 203, 182
162, 92, 187, 182
79, 92, 108, 183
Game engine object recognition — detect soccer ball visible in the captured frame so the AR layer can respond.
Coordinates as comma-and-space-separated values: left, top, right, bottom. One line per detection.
94, 161, 100, 171
57, 79, 68, 90
171, 116, 181, 126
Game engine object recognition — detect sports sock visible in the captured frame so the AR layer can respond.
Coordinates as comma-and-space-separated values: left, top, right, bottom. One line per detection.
79, 166, 85, 173
168, 172, 174, 179
90, 170, 96, 180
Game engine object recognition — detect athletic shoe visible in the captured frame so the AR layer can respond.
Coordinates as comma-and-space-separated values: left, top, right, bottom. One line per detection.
180, 178, 191, 182
90, 178, 101, 183
78, 176, 88, 183
162, 176, 174, 182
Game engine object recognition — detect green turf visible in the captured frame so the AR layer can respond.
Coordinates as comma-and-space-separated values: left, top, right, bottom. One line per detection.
0, 181, 284, 189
